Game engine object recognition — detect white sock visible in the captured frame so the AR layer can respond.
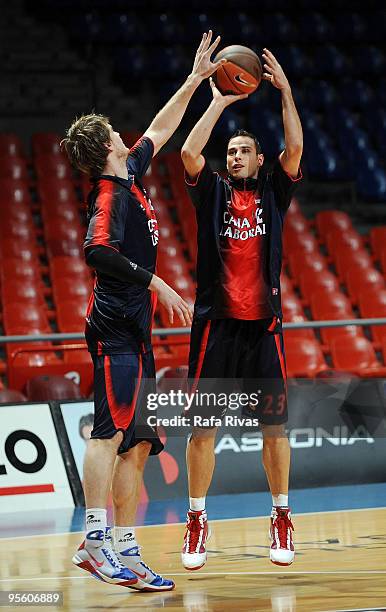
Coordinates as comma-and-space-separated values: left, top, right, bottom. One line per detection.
114, 526, 137, 553
272, 494, 288, 507
190, 496, 206, 512
85, 508, 106, 547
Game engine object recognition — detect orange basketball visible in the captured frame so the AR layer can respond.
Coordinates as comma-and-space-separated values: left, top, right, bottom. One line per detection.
213, 45, 262, 96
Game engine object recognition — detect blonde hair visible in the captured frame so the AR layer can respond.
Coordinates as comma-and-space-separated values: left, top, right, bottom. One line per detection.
61, 113, 111, 177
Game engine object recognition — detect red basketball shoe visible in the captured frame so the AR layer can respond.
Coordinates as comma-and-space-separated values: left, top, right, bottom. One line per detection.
181, 510, 211, 571
269, 507, 295, 566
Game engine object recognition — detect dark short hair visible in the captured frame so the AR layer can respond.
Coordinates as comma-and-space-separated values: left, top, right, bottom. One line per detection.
228, 129, 262, 154
61, 113, 111, 178
79, 413, 94, 437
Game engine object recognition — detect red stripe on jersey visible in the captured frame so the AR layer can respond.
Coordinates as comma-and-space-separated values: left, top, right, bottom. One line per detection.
86, 278, 97, 319
88, 180, 115, 247
190, 321, 211, 394
130, 182, 155, 221
274, 333, 288, 393
105, 354, 143, 430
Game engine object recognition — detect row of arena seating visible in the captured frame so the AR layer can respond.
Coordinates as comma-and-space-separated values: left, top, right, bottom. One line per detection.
0, 131, 386, 399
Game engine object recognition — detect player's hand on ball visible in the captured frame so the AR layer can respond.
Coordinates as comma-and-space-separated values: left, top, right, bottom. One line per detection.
209, 77, 249, 106
191, 30, 227, 80
149, 276, 193, 326
262, 48, 290, 92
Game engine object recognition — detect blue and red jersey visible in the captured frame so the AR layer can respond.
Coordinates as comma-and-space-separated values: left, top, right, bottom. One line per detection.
84, 136, 158, 355
185, 159, 302, 320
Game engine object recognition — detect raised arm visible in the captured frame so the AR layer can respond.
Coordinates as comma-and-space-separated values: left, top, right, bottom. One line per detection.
262, 48, 303, 177
181, 78, 248, 177
144, 31, 225, 157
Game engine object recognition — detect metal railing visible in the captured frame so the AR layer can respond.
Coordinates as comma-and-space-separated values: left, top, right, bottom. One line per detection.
0, 317, 386, 344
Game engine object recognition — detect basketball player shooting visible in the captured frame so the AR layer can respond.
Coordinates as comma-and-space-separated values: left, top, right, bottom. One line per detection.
62, 31, 226, 592
180, 48, 303, 570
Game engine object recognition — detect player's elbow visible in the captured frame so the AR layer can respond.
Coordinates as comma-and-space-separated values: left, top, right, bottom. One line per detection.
287, 142, 303, 158
181, 147, 195, 163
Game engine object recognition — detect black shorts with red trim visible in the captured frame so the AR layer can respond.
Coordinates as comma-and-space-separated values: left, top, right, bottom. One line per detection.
188, 317, 287, 425
91, 351, 163, 455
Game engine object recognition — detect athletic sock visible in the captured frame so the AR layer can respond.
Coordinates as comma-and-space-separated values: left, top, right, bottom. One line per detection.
190, 496, 206, 512
114, 526, 137, 553
85, 508, 107, 547
272, 494, 289, 507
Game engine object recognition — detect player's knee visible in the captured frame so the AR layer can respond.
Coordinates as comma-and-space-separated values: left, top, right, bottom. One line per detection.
261, 424, 287, 444
190, 428, 217, 447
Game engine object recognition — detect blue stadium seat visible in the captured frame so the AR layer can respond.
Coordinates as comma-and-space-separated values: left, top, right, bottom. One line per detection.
338, 80, 374, 111
357, 167, 386, 202
103, 14, 140, 43
333, 12, 367, 42
306, 81, 336, 111
263, 13, 297, 43
115, 47, 148, 79
314, 45, 349, 77
297, 12, 331, 43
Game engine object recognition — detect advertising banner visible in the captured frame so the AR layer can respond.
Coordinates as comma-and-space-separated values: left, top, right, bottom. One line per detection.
0, 404, 74, 512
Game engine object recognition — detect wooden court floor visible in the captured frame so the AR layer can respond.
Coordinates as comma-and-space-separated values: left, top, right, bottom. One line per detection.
1, 508, 385, 611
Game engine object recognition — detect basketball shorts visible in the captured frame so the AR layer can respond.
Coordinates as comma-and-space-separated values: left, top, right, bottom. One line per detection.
188, 317, 288, 426
91, 351, 163, 455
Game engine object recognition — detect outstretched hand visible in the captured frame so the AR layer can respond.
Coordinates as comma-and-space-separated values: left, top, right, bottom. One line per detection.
262, 48, 290, 91
191, 30, 227, 80
209, 77, 249, 107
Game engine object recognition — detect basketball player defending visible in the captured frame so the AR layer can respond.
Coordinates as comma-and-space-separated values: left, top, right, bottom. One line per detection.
62, 31, 226, 592
180, 49, 303, 570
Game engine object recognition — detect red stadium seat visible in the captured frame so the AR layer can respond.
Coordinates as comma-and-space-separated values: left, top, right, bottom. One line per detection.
0, 202, 33, 224
50, 256, 90, 281
315, 210, 353, 241
157, 257, 190, 279
1, 258, 41, 283
284, 214, 308, 233
56, 299, 88, 332
326, 229, 364, 259
283, 230, 319, 255
282, 294, 304, 318
288, 251, 327, 283
0, 134, 24, 157
280, 274, 294, 295
345, 267, 385, 304
359, 288, 386, 346
381, 250, 386, 275
330, 336, 386, 376
122, 131, 142, 147
0, 157, 28, 181
0, 238, 39, 262
2, 304, 50, 334
369, 226, 386, 261
0, 180, 32, 206
0, 218, 35, 241
53, 277, 92, 304
32, 132, 62, 156
47, 240, 83, 258
0, 388, 27, 403
1, 279, 46, 308
283, 314, 316, 340
319, 312, 364, 347
310, 289, 353, 320
45, 218, 83, 243
25, 374, 83, 401
35, 155, 72, 181
299, 269, 340, 302
285, 337, 328, 378
334, 248, 373, 282
38, 179, 78, 206
42, 201, 80, 224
